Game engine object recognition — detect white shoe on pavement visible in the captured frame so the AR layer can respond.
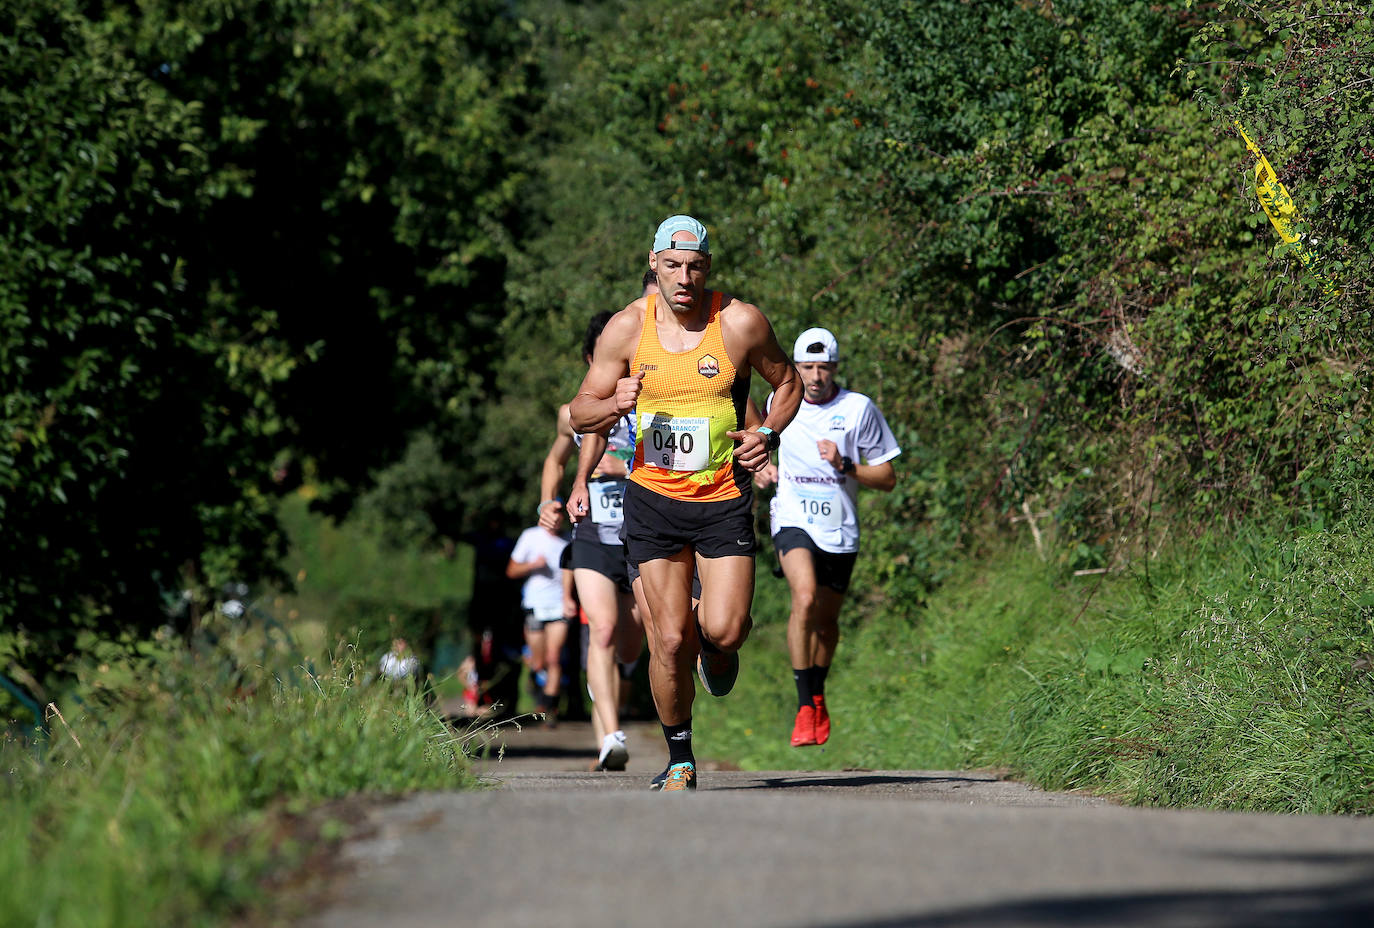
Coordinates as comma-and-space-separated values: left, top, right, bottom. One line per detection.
597, 730, 629, 771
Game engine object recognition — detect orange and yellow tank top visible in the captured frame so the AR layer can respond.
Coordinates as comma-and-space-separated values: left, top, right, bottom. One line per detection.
629, 292, 750, 502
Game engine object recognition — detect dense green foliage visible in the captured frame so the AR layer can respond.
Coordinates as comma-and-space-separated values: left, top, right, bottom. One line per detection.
2, 0, 529, 688
700, 488, 1374, 812
2, 0, 275, 682
273, 491, 473, 664
4, 0, 1371, 816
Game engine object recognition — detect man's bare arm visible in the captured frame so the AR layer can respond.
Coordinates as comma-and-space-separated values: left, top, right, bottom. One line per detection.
570, 308, 641, 434
538, 405, 577, 531
856, 460, 898, 492
566, 430, 610, 523
541, 405, 576, 501
747, 311, 801, 434
723, 303, 801, 471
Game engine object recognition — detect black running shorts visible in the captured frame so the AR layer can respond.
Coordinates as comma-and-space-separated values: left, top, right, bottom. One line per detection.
523, 608, 570, 633
624, 481, 757, 564
570, 536, 631, 593
773, 527, 859, 593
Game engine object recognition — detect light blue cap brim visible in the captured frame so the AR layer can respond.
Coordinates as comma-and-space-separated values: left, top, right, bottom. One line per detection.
653, 214, 710, 253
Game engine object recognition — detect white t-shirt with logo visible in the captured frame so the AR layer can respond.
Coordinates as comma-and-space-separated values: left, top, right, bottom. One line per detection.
511, 526, 569, 619
766, 388, 901, 554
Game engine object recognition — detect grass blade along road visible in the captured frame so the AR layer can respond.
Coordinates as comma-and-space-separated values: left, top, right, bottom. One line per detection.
299, 719, 1374, 928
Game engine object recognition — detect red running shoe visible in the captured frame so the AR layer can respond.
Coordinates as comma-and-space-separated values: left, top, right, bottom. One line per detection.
791, 703, 817, 746
813, 695, 831, 745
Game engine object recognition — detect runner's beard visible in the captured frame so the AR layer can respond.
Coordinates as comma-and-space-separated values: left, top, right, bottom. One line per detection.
807, 381, 837, 402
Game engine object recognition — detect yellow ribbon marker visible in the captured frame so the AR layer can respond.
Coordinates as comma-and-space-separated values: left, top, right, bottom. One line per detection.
1234, 121, 1338, 296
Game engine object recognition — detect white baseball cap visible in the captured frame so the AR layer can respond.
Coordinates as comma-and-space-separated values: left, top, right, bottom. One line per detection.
793, 327, 839, 363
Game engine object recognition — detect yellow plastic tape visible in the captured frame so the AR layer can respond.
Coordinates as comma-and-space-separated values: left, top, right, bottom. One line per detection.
1234, 121, 1337, 295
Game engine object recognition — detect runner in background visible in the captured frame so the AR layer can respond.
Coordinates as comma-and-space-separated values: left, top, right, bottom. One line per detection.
505, 521, 574, 725
538, 277, 657, 770
756, 327, 900, 747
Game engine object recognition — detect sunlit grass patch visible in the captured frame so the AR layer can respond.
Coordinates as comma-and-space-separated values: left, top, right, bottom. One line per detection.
1, 639, 477, 927
702, 493, 1374, 813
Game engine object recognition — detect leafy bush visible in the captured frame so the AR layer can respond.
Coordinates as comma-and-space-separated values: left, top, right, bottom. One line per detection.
3, 0, 532, 689
701, 490, 1374, 813
1, 629, 475, 927
1, 0, 288, 683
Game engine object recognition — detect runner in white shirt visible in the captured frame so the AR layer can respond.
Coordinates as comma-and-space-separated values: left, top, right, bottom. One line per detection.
506, 525, 574, 722
758, 327, 900, 748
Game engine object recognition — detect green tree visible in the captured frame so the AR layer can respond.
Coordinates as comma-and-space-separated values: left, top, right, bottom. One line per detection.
104, 0, 534, 514
2, 0, 534, 691
824, 0, 1369, 567
1, 0, 283, 684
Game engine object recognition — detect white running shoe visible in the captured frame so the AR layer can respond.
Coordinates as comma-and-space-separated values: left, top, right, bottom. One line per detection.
597, 730, 629, 771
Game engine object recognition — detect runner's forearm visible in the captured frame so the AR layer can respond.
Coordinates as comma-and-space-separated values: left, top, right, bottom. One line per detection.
506, 559, 543, 580
570, 393, 621, 434
854, 461, 896, 492
762, 368, 803, 435
540, 452, 566, 503
575, 431, 609, 485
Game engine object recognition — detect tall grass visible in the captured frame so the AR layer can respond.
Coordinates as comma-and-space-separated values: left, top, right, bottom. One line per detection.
265, 492, 479, 704
1, 632, 478, 927
697, 490, 1374, 813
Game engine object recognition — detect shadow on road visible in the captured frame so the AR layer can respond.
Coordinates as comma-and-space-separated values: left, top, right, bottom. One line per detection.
825, 870, 1374, 927
712, 772, 993, 791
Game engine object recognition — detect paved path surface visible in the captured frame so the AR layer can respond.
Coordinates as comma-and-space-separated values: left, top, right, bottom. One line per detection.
301, 719, 1374, 927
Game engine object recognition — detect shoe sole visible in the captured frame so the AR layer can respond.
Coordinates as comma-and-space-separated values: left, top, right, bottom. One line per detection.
599, 743, 629, 771
696, 652, 739, 697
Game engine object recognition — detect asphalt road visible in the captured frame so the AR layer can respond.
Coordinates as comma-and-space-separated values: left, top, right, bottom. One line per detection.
299, 719, 1374, 928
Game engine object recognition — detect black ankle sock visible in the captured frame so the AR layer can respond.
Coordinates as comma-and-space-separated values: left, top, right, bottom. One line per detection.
793, 668, 812, 708
810, 664, 830, 698
662, 720, 694, 766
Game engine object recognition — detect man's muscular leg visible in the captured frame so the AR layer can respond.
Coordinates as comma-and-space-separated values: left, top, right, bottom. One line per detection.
694, 554, 755, 652
637, 549, 698, 725
575, 567, 627, 737
781, 546, 845, 745
782, 548, 845, 669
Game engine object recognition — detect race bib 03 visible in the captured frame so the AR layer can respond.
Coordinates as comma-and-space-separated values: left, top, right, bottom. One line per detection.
589, 480, 626, 524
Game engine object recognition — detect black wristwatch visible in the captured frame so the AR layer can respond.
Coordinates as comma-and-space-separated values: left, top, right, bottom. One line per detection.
756, 426, 780, 451
840, 456, 856, 475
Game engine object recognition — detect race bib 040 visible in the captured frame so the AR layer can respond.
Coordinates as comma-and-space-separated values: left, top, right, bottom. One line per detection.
643, 414, 710, 472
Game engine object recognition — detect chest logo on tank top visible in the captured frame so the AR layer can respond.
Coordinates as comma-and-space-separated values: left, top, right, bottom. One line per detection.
697, 354, 720, 379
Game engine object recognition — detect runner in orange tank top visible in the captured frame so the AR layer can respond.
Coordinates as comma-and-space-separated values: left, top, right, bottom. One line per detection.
570, 214, 802, 792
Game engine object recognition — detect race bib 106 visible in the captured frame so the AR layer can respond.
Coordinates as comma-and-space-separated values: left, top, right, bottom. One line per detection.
795, 484, 843, 530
